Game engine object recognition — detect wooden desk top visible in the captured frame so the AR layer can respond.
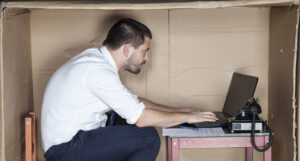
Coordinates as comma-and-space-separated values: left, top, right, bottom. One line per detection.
162, 127, 272, 138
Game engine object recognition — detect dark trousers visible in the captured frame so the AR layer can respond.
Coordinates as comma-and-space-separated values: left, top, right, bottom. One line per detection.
45, 125, 161, 161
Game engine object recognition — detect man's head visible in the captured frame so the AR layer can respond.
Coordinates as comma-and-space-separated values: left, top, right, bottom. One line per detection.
103, 18, 152, 74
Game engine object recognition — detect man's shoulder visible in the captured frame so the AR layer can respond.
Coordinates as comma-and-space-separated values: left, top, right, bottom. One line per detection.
58, 47, 118, 81
82, 47, 101, 55
75, 48, 103, 60
69, 48, 109, 68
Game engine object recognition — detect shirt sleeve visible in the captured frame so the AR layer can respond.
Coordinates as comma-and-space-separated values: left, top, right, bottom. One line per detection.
83, 66, 145, 124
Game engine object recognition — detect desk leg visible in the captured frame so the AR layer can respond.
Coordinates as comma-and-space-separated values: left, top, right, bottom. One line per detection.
264, 136, 272, 161
264, 148, 271, 161
168, 137, 179, 161
168, 137, 172, 161
246, 148, 253, 161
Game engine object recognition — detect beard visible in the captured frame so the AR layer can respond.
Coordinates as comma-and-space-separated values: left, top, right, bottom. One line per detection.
125, 55, 146, 74
126, 66, 141, 74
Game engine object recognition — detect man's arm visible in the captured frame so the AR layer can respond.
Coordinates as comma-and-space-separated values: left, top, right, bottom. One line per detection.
138, 97, 199, 113
135, 108, 217, 128
136, 97, 218, 128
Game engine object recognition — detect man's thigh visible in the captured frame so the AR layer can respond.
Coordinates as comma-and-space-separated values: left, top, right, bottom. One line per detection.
52, 126, 159, 161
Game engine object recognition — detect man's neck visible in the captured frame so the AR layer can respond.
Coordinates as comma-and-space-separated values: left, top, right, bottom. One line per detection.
106, 46, 125, 72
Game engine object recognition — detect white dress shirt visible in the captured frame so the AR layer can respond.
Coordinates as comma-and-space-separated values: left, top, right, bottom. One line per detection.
41, 46, 145, 152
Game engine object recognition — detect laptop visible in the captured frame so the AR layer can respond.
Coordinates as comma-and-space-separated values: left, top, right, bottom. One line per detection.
181, 72, 258, 128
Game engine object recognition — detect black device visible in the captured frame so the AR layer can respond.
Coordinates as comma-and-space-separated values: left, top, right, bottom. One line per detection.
230, 97, 264, 132
229, 97, 273, 152
182, 72, 258, 128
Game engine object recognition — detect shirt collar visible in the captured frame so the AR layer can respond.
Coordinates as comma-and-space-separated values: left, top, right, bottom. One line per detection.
99, 46, 118, 72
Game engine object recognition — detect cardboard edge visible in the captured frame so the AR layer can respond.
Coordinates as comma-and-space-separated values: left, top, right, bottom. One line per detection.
0, 4, 4, 161
269, 6, 297, 161
1, 7, 30, 17
1, 0, 299, 10
297, 4, 300, 161
293, 6, 300, 161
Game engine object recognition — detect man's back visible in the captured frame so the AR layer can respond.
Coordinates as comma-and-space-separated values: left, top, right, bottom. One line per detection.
41, 47, 117, 151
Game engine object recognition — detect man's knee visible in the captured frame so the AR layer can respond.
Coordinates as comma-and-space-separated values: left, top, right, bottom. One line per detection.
141, 127, 161, 151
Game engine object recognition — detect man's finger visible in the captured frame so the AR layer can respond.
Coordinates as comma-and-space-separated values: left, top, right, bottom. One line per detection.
203, 114, 218, 119
201, 113, 218, 119
201, 118, 218, 122
201, 112, 216, 117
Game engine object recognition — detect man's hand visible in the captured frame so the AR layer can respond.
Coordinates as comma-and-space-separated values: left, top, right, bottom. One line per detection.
186, 111, 218, 124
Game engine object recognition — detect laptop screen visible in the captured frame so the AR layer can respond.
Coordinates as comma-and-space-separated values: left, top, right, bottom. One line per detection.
222, 73, 258, 116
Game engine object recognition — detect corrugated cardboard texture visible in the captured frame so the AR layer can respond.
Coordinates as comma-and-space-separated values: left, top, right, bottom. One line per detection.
30, 8, 269, 161
269, 7, 298, 161
2, 0, 299, 10
2, 9, 33, 161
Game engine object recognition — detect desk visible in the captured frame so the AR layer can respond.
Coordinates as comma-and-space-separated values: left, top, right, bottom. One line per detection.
163, 128, 271, 161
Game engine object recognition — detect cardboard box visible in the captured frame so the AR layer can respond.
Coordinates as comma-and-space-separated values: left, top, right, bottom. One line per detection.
0, 1, 299, 161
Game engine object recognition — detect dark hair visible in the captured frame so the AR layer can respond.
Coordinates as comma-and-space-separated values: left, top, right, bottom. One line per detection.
103, 18, 152, 50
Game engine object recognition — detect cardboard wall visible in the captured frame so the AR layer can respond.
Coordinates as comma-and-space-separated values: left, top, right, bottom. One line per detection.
2, 9, 33, 161
170, 8, 269, 161
169, 8, 269, 118
30, 8, 269, 161
269, 7, 298, 161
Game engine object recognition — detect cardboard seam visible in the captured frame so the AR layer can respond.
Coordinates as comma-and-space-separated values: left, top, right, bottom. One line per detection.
168, 9, 171, 106
293, 4, 300, 161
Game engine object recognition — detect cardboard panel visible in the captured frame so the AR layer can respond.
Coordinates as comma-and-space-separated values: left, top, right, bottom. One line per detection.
269, 6, 298, 161
2, 9, 33, 161
170, 8, 269, 118
169, 8, 269, 161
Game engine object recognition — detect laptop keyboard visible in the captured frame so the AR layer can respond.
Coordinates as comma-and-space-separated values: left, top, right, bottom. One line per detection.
180, 112, 231, 128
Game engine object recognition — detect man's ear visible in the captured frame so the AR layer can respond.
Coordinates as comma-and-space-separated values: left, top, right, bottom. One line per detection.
123, 44, 133, 58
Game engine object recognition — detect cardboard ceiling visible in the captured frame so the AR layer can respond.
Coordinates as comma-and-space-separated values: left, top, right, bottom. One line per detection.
1, 0, 299, 9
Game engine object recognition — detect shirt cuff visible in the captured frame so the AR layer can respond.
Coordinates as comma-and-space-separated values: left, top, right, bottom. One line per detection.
126, 102, 145, 124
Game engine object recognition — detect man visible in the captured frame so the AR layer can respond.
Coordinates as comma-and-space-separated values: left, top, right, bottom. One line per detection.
41, 18, 217, 161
